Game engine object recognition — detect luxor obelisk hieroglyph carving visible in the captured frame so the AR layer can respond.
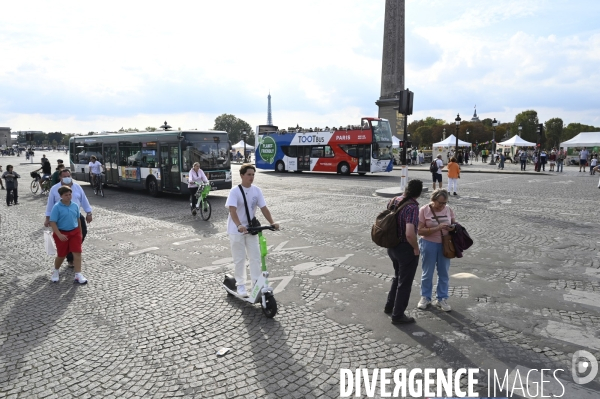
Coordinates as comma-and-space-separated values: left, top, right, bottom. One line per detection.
375, 0, 405, 138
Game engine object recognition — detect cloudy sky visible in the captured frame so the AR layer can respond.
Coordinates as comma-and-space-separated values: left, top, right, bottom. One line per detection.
1, 0, 599, 133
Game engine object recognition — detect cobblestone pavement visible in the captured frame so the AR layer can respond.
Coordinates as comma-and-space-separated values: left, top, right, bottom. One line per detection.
1, 153, 600, 398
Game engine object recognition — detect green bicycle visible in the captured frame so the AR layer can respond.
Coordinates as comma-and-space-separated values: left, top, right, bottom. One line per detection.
192, 182, 212, 221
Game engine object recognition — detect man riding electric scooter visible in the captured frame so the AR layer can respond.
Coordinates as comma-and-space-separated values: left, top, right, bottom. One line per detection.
225, 163, 279, 294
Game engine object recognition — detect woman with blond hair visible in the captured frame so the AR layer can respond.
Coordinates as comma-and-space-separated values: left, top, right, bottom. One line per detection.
417, 189, 457, 312
446, 157, 460, 196
188, 162, 209, 215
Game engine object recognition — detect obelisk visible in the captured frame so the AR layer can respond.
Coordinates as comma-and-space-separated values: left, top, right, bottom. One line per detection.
376, 0, 405, 138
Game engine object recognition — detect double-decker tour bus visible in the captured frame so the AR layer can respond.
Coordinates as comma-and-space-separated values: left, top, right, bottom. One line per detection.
69, 130, 232, 196
254, 118, 394, 175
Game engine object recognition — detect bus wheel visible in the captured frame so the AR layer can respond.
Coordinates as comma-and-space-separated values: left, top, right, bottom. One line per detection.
275, 161, 286, 173
147, 177, 161, 197
358, 172, 366, 176
338, 162, 351, 176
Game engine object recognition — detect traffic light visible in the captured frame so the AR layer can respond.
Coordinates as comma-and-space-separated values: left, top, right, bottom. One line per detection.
393, 89, 414, 116
406, 141, 412, 149
399, 140, 405, 149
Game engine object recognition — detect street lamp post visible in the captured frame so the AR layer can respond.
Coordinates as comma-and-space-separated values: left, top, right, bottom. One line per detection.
535, 125, 542, 172
443, 127, 446, 140
466, 130, 471, 165
489, 118, 498, 165
454, 114, 461, 160
518, 123, 522, 137
241, 130, 248, 163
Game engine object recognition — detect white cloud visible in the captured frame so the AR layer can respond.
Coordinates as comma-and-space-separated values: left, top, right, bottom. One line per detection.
1, 0, 599, 132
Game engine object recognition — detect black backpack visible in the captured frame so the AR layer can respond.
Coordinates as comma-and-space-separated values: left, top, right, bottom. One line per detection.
429, 160, 438, 173
371, 197, 410, 248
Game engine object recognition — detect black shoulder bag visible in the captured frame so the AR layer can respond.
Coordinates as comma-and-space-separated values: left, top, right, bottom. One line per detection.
238, 185, 261, 235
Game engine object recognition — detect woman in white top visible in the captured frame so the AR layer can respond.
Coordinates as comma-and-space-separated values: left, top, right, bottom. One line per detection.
188, 162, 209, 215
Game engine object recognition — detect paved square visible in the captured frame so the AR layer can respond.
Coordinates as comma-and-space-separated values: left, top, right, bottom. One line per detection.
1, 154, 599, 398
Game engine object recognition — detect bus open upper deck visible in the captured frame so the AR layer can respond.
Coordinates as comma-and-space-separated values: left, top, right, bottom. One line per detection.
69, 130, 232, 196
255, 118, 394, 175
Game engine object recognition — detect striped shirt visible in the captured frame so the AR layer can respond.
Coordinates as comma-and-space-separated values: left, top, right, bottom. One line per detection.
387, 196, 419, 242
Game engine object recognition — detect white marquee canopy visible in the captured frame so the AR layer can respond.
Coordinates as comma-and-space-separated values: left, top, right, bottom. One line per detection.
432, 134, 472, 148
231, 140, 254, 150
560, 132, 600, 148
497, 135, 537, 147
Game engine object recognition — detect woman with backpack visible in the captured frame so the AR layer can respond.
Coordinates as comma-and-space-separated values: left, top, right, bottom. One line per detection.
383, 179, 423, 324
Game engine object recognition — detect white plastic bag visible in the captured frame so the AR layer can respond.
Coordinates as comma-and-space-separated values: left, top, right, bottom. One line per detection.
44, 230, 56, 256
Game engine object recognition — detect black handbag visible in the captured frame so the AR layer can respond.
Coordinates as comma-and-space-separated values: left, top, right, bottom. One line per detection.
239, 185, 261, 235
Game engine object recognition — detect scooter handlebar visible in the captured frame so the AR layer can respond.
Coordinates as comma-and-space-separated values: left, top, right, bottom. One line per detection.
246, 225, 277, 233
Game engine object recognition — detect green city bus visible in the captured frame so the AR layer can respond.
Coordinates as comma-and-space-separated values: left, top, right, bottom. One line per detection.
69, 130, 232, 196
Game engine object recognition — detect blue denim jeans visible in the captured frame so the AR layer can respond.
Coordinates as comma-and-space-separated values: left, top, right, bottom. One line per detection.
419, 238, 451, 301
556, 160, 563, 172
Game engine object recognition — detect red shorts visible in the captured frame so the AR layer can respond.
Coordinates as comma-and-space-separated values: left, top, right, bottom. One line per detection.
53, 228, 83, 257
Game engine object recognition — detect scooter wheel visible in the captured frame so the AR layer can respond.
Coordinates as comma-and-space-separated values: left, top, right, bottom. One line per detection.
261, 293, 277, 318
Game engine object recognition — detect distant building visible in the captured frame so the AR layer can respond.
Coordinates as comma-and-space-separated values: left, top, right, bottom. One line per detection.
0, 127, 11, 147
470, 107, 480, 122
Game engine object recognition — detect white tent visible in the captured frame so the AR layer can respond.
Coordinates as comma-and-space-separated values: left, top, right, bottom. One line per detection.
392, 136, 400, 149
497, 135, 537, 147
560, 132, 600, 148
232, 140, 255, 150
432, 134, 471, 148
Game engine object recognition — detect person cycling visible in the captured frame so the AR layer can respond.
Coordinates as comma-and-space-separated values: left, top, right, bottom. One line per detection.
35, 158, 53, 187
88, 156, 104, 188
188, 162, 209, 216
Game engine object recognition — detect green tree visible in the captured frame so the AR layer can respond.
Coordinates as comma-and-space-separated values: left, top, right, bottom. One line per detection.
214, 114, 254, 144
544, 118, 563, 148
512, 110, 539, 143
563, 123, 600, 142
146, 126, 157, 132
414, 126, 433, 147
423, 116, 445, 127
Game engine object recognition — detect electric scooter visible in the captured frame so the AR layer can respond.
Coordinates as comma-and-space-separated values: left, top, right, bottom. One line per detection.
222, 225, 278, 318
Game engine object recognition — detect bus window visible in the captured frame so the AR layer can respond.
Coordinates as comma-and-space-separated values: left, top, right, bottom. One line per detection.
311, 146, 324, 158
339, 144, 357, 158
324, 145, 334, 157
282, 146, 298, 157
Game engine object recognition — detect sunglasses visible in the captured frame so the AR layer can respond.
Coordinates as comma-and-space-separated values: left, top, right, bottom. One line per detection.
436, 200, 448, 205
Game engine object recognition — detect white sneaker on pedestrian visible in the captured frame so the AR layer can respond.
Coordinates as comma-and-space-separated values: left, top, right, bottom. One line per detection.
74, 273, 88, 285
417, 296, 430, 309
51, 269, 59, 283
434, 298, 451, 312
237, 285, 248, 297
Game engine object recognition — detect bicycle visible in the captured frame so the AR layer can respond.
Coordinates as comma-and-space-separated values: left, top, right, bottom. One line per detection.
91, 173, 104, 197
30, 172, 51, 195
192, 182, 212, 221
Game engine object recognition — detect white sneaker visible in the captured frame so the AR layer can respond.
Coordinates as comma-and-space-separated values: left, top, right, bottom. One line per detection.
417, 296, 430, 309
51, 270, 59, 283
434, 298, 451, 312
236, 285, 248, 297
74, 273, 88, 285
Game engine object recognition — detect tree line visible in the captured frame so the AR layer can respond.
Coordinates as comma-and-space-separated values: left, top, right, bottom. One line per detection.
408, 110, 600, 149
16, 114, 256, 148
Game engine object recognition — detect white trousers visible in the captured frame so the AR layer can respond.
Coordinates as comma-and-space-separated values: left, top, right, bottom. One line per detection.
448, 178, 458, 193
229, 234, 261, 286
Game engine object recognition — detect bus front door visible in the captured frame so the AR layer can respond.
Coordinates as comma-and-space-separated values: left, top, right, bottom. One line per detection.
298, 146, 311, 171
357, 145, 370, 173
103, 144, 118, 184
161, 146, 180, 191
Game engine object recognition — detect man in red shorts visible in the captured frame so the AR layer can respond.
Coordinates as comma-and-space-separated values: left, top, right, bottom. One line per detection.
49, 186, 87, 284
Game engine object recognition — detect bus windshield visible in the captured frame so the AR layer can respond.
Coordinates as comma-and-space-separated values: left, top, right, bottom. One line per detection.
372, 120, 393, 160
182, 133, 230, 171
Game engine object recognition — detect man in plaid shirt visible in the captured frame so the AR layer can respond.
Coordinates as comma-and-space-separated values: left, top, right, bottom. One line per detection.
383, 179, 423, 324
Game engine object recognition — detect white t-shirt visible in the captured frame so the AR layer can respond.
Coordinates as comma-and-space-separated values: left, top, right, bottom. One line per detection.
225, 185, 267, 235
435, 159, 444, 174
89, 161, 103, 174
